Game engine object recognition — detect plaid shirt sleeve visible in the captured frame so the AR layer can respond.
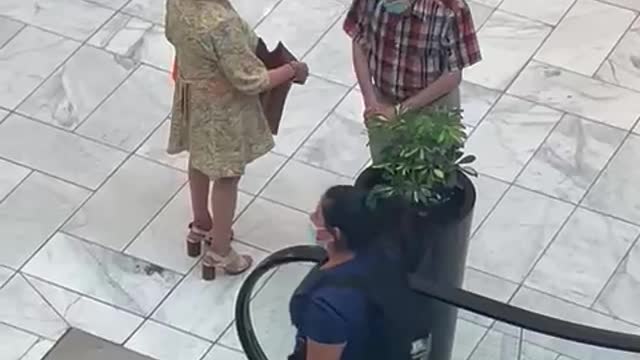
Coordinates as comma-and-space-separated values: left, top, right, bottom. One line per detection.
446, 4, 482, 72
343, 0, 368, 47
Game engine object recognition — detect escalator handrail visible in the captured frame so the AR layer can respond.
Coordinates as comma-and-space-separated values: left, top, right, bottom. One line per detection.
235, 245, 640, 360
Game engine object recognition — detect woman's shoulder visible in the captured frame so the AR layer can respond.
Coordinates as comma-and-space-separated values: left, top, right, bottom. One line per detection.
178, 0, 243, 35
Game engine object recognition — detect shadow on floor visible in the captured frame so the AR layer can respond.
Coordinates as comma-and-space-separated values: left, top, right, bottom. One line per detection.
44, 329, 154, 360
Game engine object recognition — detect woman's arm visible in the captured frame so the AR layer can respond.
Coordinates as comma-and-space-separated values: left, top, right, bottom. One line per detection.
306, 338, 345, 360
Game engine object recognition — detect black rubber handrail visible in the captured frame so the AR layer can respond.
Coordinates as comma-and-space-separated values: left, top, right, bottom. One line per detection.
235, 245, 640, 360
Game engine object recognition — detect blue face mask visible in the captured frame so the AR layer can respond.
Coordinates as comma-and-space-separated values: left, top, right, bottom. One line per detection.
383, 0, 411, 14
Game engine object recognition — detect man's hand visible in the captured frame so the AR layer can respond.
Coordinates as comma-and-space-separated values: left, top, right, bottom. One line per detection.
364, 97, 396, 122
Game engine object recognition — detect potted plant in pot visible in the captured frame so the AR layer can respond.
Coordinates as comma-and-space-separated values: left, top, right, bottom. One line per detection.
355, 107, 477, 360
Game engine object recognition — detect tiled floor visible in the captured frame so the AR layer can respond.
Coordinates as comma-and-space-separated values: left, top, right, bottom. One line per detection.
1, 0, 640, 359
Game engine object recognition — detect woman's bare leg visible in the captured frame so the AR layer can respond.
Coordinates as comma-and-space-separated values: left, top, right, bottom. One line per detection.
188, 166, 212, 231
210, 176, 240, 255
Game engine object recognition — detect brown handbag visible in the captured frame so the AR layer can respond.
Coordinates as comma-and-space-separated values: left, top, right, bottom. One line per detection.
255, 39, 299, 135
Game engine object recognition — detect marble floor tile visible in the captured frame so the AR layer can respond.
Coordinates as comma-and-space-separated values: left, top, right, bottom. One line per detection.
517, 115, 626, 203
125, 186, 251, 274
0, 26, 78, 109
231, 0, 281, 28
0, 108, 7, 121
303, 17, 356, 87
468, 1, 494, 30
76, 65, 172, 151
0, 172, 89, 269
272, 76, 350, 156
203, 345, 247, 360
255, 0, 347, 57
466, 95, 562, 182
0, 275, 67, 340
464, 11, 551, 91
526, 208, 639, 306
0, 267, 13, 287
584, 135, 640, 224
471, 0, 501, 7
499, 0, 575, 25
462, 268, 518, 326
240, 152, 288, 195
0, 0, 114, 41
0, 323, 40, 360
87, 0, 130, 9
0, 16, 23, 47
89, 13, 173, 71
510, 287, 640, 359
21, 339, 55, 360
121, 0, 165, 24
233, 197, 311, 251
469, 175, 509, 234
0, 158, 29, 201
23, 232, 182, 316
601, 0, 640, 11
26, 276, 144, 343
451, 319, 486, 360
125, 320, 211, 360
508, 61, 640, 130
18, 45, 136, 130
468, 186, 574, 283
294, 89, 370, 177
534, 0, 635, 76
468, 329, 559, 360
460, 82, 501, 128
0, 115, 127, 189
596, 18, 640, 92
136, 119, 187, 171
261, 159, 352, 213
595, 242, 640, 326
152, 243, 268, 341
64, 156, 185, 251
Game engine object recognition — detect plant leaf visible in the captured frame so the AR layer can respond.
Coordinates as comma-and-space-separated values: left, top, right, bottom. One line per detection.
457, 154, 476, 165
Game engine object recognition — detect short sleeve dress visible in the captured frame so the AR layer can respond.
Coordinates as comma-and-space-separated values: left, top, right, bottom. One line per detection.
165, 0, 274, 179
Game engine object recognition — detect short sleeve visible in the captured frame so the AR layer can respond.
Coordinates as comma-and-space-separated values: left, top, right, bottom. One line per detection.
208, 19, 270, 95
301, 296, 349, 345
445, 5, 482, 72
343, 0, 369, 48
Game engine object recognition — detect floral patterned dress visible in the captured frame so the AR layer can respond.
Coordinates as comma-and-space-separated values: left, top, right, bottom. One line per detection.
165, 0, 274, 179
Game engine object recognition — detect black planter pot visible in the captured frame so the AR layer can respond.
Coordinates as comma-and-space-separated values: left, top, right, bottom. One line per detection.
355, 167, 476, 360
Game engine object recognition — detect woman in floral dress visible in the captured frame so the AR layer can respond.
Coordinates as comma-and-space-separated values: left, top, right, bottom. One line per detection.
165, 0, 308, 280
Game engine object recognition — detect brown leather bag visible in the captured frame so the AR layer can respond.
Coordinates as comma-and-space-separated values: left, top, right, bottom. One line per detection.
255, 39, 298, 135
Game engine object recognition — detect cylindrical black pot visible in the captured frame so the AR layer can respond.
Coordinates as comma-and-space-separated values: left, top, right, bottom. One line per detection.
355, 167, 476, 360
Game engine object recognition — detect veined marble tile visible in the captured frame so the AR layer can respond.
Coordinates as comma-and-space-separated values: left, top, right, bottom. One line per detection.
304, 17, 356, 87
460, 82, 501, 127
517, 115, 625, 203
466, 95, 562, 182
499, 0, 575, 25
87, 0, 130, 9
64, 156, 185, 251
0, 115, 127, 189
126, 320, 211, 360
26, 276, 143, 343
468, 186, 574, 283
509, 61, 640, 130
255, 0, 347, 57
295, 89, 370, 177
18, 45, 136, 130
126, 186, 251, 274
152, 243, 268, 341
272, 76, 350, 156
0, 16, 23, 48
0, 26, 78, 109
596, 18, 640, 92
511, 287, 640, 359
601, 0, 640, 11
468, 1, 493, 29
0, 158, 29, 201
136, 119, 188, 171
461, 268, 518, 326
468, 329, 559, 360
240, 152, 288, 195
451, 319, 486, 360
595, 242, 640, 326
0, 275, 67, 340
122, 0, 165, 24
20, 338, 55, 360
262, 159, 352, 213
0, 0, 114, 41
0, 323, 39, 360
534, 0, 635, 76
234, 197, 310, 251
232, 0, 281, 28
464, 11, 551, 91
0, 108, 7, 121
584, 135, 640, 224
469, 175, 509, 234
526, 208, 639, 306
0, 172, 89, 269
0, 267, 13, 287
76, 65, 172, 151
23, 232, 182, 316
203, 345, 247, 360
89, 13, 173, 71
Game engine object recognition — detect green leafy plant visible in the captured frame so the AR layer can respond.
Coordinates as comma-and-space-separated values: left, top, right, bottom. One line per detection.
367, 107, 477, 209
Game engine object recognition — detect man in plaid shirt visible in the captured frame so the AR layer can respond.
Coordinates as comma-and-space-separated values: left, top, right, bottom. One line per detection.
344, 0, 481, 162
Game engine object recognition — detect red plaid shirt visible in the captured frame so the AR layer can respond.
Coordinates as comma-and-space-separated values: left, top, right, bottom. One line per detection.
344, 0, 481, 102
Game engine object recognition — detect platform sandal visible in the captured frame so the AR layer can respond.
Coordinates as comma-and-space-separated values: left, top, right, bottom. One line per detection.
185, 223, 235, 258
201, 247, 253, 281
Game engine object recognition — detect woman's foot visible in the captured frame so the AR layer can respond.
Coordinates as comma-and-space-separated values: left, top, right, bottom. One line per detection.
185, 223, 235, 258
201, 247, 253, 281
